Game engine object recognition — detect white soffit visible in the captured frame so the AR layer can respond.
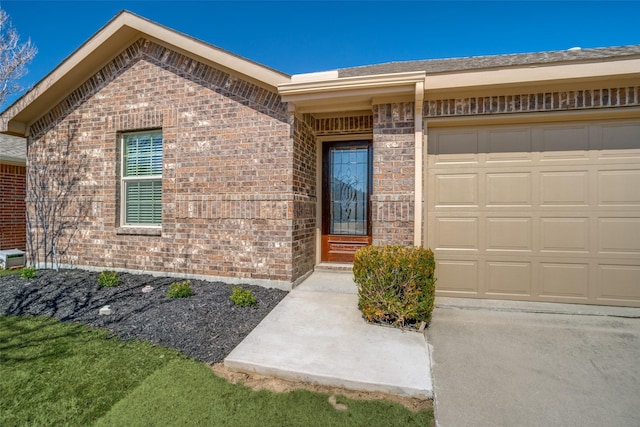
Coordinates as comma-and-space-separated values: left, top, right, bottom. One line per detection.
279, 71, 427, 113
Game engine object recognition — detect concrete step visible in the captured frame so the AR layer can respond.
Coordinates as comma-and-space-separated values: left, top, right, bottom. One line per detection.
225, 271, 433, 399
315, 262, 353, 273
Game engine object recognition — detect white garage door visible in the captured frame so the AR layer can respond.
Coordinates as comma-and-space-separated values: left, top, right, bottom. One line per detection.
426, 119, 640, 307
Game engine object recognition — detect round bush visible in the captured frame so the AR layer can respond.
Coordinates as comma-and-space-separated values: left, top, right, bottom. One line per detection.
353, 245, 436, 328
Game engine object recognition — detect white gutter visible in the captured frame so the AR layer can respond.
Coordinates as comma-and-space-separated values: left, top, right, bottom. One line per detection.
414, 81, 424, 247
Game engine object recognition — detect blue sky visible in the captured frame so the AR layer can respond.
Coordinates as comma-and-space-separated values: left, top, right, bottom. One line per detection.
1, 1, 639, 109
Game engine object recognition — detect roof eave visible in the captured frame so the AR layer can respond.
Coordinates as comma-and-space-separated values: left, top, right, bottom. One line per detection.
0, 155, 26, 164
0, 11, 290, 137
424, 57, 640, 95
281, 58, 640, 113
279, 71, 426, 113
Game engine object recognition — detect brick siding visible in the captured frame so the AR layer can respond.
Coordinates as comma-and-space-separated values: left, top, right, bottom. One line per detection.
424, 86, 640, 117
291, 114, 316, 278
371, 103, 415, 246
26, 38, 311, 284
28, 35, 633, 277
310, 109, 416, 248
313, 115, 373, 136
0, 163, 26, 251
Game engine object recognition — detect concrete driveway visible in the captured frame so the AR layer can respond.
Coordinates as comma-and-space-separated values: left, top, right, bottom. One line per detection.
427, 299, 640, 427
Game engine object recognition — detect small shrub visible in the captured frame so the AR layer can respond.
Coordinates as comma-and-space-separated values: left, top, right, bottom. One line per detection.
20, 266, 36, 279
98, 270, 119, 287
167, 280, 193, 299
230, 286, 257, 307
353, 245, 436, 328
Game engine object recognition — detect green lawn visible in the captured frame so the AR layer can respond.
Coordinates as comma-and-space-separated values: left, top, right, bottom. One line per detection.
0, 268, 21, 277
0, 315, 433, 426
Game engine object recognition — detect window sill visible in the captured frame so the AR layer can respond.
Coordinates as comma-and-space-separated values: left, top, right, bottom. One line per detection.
115, 227, 162, 236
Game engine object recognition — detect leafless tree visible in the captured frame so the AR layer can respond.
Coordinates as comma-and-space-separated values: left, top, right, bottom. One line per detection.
26, 122, 92, 270
0, 8, 37, 107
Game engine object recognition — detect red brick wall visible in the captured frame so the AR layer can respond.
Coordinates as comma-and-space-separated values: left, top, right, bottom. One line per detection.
0, 163, 26, 251
26, 38, 314, 285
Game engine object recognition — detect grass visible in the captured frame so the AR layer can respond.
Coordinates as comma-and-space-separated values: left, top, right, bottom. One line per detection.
0, 315, 433, 426
0, 268, 21, 278
0, 315, 184, 426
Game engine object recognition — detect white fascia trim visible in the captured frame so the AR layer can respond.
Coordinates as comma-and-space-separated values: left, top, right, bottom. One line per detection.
425, 58, 640, 91
0, 155, 25, 164
124, 13, 290, 87
1, 11, 290, 133
0, 15, 130, 127
278, 71, 427, 96
291, 70, 339, 82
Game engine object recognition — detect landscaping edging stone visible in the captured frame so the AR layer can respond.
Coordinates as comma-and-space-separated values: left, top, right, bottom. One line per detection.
0, 269, 288, 363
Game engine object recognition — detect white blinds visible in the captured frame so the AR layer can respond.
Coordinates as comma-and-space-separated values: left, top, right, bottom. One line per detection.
122, 131, 162, 225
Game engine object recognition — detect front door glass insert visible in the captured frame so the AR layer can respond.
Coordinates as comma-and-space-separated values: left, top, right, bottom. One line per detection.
328, 146, 369, 236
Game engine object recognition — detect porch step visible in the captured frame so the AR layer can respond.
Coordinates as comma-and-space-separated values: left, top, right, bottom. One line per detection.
315, 262, 354, 273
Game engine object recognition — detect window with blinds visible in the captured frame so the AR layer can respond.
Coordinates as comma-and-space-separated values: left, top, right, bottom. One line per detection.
121, 131, 163, 225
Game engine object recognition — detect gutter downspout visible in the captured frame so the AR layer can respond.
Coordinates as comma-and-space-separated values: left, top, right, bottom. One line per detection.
414, 81, 424, 247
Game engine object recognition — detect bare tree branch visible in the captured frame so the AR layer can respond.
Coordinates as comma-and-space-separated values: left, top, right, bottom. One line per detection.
0, 8, 37, 107
26, 121, 92, 270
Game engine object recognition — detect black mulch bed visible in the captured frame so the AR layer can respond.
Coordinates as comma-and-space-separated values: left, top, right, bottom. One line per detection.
0, 269, 288, 363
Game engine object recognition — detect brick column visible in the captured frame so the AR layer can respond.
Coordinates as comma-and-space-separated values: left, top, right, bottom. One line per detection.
371, 103, 415, 246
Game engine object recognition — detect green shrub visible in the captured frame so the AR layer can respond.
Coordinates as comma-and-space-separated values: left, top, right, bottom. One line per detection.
98, 270, 120, 287
353, 245, 436, 328
20, 266, 36, 279
230, 286, 257, 307
167, 280, 193, 299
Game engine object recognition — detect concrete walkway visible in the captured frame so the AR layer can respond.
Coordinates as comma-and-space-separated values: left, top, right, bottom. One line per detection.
428, 298, 640, 427
224, 270, 432, 398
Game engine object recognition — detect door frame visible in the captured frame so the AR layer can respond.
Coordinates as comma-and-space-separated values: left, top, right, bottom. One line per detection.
320, 138, 373, 263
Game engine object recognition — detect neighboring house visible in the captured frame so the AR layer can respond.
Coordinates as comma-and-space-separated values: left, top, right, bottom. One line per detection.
0, 134, 26, 251
1, 11, 638, 306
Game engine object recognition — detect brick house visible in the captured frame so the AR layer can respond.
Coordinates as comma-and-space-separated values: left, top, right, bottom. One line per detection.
0, 135, 26, 251
1, 11, 639, 306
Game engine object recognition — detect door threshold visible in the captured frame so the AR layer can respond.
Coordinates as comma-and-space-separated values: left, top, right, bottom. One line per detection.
315, 262, 354, 273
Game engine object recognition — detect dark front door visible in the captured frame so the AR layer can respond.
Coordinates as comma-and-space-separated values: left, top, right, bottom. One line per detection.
322, 141, 372, 262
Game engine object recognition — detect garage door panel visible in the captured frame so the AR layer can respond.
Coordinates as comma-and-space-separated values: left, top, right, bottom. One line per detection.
600, 122, 640, 150
434, 218, 479, 250
540, 218, 589, 252
539, 263, 589, 298
598, 170, 640, 205
486, 218, 532, 251
486, 128, 533, 161
427, 119, 640, 307
539, 125, 590, 158
485, 261, 531, 296
597, 265, 640, 301
434, 173, 478, 206
430, 130, 479, 163
598, 218, 640, 254
436, 260, 479, 294
540, 171, 589, 206
486, 173, 532, 206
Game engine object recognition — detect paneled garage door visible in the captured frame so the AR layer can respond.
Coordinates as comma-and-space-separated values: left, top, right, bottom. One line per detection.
425, 119, 640, 307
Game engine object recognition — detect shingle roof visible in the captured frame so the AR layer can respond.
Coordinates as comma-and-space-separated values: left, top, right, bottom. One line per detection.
338, 45, 640, 78
0, 134, 26, 163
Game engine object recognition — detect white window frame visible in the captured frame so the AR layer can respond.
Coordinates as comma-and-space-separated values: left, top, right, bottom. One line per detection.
120, 130, 163, 227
